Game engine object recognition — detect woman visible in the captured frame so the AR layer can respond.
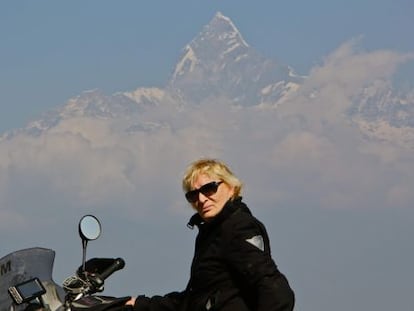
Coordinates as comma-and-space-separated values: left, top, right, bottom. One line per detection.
128, 158, 295, 311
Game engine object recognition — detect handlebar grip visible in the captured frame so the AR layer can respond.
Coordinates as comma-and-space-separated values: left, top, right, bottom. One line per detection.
99, 257, 125, 280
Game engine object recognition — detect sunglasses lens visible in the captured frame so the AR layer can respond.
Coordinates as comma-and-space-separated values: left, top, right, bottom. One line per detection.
185, 181, 222, 203
185, 190, 198, 203
200, 182, 219, 196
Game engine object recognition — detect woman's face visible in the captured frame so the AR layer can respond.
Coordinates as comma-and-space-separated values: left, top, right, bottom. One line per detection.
192, 173, 234, 221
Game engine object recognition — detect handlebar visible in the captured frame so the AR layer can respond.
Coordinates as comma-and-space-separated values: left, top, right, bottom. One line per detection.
99, 258, 125, 280
63, 257, 125, 300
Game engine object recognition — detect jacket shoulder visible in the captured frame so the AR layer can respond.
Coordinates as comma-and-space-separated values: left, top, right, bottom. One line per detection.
221, 207, 267, 242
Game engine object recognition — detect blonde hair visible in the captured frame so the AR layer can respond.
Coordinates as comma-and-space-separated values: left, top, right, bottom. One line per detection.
182, 158, 243, 199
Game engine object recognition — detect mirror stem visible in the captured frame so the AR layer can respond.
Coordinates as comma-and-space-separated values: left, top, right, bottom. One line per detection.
81, 239, 88, 273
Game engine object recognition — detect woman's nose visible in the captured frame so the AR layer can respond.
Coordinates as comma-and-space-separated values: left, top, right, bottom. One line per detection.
198, 192, 208, 202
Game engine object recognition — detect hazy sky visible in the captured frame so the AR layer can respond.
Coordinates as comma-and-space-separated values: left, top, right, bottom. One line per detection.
1, 2, 414, 311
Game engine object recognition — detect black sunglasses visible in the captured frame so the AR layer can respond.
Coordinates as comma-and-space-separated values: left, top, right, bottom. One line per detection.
185, 181, 223, 203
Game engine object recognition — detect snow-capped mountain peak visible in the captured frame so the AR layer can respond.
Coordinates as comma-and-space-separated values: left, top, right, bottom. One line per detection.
210, 11, 249, 48
171, 11, 249, 80
168, 12, 303, 106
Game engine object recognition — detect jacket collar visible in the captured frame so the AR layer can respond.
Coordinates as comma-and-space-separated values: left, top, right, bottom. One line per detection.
187, 197, 248, 229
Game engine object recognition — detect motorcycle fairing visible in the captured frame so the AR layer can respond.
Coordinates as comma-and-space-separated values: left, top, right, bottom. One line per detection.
0, 248, 64, 311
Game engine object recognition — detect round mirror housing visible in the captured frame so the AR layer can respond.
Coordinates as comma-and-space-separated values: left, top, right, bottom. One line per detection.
79, 215, 102, 241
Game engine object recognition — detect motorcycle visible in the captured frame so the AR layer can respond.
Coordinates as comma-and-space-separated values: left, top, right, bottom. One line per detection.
0, 215, 130, 311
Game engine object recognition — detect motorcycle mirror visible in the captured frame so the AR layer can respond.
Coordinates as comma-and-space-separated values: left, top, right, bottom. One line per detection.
78, 215, 102, 273
79, 215, 101, 241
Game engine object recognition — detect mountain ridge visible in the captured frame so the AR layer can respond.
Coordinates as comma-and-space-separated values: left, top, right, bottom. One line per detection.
1, 12, 413, 148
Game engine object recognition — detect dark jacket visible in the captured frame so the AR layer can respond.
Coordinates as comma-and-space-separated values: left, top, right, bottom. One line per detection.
134, 198, 294, 311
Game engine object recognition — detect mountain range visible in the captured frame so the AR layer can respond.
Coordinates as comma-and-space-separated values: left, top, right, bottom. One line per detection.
2, 11, 413, 148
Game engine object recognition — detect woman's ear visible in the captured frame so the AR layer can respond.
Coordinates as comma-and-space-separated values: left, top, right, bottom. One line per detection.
228, 185, 235, 200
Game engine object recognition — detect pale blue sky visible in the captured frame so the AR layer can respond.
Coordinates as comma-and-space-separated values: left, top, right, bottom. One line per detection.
1, 0, 413, 133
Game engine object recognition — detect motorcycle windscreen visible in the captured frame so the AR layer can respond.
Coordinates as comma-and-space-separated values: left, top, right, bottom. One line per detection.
0, 247, 64, 311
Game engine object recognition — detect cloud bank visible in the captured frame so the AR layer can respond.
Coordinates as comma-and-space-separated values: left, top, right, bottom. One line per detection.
1, 40, 413, 234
